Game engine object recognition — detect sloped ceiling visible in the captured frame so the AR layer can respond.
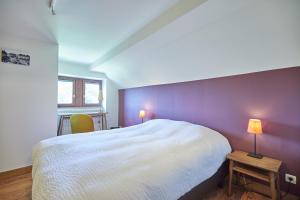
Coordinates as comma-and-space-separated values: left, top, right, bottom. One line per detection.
0, 0, 56, 43
91, 0, 300, 88
1, 0, 300, 89
0, 0, 181, 64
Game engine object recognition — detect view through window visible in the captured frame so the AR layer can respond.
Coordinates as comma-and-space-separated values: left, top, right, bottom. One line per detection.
58, 80, 74, 105
84, 82, 100, 104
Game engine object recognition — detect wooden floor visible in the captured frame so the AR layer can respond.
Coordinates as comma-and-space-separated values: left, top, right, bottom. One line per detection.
0, 172, 32, 200
0, 171, 298, 200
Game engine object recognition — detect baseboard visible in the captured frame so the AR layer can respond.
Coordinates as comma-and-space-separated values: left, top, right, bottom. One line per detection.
0, 166, 32, 180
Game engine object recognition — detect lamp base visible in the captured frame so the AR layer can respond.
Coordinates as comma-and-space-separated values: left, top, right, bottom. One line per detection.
247, 152, 263, 159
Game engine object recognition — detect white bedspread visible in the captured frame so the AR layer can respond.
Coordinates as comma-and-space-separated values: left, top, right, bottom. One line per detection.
32, 119, 231, 200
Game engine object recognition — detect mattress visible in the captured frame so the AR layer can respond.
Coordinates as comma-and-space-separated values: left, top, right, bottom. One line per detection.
32, 119, 231, 200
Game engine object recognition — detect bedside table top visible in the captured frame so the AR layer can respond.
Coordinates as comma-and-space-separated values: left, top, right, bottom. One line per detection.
227, 151, 282, 172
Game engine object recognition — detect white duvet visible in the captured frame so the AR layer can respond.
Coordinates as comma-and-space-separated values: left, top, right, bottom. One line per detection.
32, 119, 231, 200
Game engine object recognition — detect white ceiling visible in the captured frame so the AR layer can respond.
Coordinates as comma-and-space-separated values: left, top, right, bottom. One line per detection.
0, 0, 56, 43
0, 0, 180, 64
91, 0, 300, 88
1, 0, 300, 88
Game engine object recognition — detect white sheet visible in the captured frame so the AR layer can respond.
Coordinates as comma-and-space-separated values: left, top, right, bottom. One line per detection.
32, 119, 231, 200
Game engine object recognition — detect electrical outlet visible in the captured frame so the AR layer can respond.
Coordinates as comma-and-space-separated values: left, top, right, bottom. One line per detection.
285, 174, 297, 184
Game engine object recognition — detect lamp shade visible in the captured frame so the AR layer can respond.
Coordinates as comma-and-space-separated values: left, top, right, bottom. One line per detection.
247, 119, 262, 134
139, 110, 145, 118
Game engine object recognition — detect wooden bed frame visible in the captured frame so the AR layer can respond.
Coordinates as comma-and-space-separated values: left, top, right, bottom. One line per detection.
179, 161, 228, 200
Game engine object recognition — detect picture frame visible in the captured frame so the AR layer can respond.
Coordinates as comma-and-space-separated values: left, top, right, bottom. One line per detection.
1, 48, 30, 66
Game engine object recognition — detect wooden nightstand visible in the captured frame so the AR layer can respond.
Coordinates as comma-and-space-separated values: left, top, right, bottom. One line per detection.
227, 151, 282, 200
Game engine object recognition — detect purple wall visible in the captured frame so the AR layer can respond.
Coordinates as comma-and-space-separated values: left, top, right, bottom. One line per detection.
119, 66, 300, 196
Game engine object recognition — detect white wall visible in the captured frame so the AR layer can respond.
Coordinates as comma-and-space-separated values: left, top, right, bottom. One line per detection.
0, 34, 58, 172
58, 61, 119, 128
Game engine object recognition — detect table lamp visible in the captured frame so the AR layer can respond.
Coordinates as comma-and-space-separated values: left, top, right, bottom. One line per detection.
139, 110, 145, 123
247, 119, 263, 159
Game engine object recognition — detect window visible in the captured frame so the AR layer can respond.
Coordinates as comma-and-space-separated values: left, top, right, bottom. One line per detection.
58, 79, 74, 105
84, 81, 100, 105
58, 76, 102, 107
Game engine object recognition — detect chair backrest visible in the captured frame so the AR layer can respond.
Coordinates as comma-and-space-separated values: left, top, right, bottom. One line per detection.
70, 114, 95, 134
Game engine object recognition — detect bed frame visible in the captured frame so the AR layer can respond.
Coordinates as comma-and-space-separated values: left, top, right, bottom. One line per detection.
179, 161, 228, 200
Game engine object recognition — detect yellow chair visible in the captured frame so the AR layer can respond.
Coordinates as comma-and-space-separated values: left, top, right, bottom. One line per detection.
70, 114, 95, 134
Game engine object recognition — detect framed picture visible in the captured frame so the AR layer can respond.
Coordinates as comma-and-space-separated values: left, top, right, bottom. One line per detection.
1, 48, 30, 66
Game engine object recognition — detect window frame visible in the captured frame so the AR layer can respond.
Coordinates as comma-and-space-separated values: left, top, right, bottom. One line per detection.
58, 76, 102, 108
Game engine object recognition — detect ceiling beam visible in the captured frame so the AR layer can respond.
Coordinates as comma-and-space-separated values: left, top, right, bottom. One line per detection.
90, 0, 208, 70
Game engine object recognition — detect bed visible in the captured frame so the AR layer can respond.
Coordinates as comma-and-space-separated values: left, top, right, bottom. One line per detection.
32, 119, 231, 200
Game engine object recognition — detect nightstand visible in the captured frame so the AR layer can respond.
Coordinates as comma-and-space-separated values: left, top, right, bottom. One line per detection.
227, 151, 282, 200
